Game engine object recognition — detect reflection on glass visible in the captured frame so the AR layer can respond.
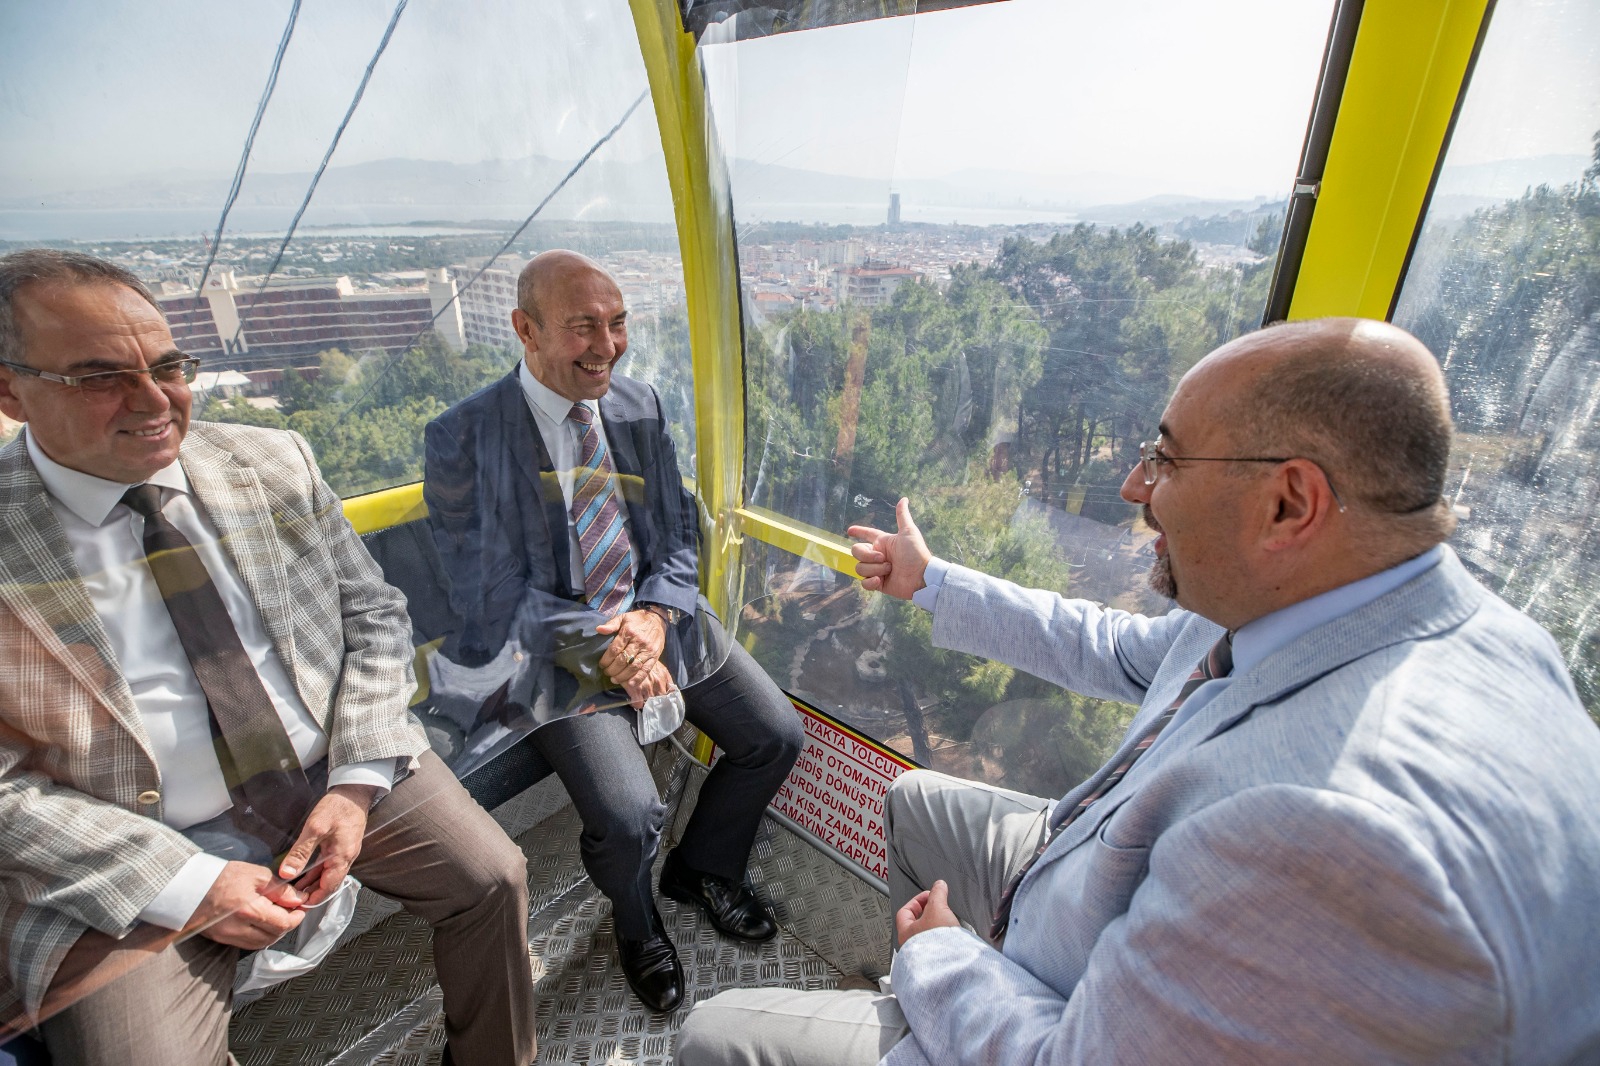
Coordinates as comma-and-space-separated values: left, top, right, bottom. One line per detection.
716, 0, 1330, 789
1, 0, 694, 1050
2, 0, 691, 499
0, 363, 535, 1055
1392, 0, 1600, 724
740, 538, 1140, 798
419, 352, 731, 776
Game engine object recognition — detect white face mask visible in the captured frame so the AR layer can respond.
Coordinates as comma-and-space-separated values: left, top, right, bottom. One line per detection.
637, 689, 686, 745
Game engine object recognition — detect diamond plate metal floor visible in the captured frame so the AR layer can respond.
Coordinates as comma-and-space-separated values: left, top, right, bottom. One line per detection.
229, 745, 892, 1066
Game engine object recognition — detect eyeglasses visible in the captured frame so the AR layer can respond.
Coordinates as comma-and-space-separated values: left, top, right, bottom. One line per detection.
0, 355, 201, 394
1137, 439, 1290, 486
1138, 438, 1347, 511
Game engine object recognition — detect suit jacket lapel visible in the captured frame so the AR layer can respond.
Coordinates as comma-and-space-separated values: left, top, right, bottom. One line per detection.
0, 439, 150, 748
495, 370, 571, 588
180, 432, 296, 665
1035, 551, 1486, 867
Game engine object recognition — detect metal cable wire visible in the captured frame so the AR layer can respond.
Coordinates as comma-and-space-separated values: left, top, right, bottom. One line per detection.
227, 0, 411, 353
312, 89, 650, 445
193, 0, 303, 302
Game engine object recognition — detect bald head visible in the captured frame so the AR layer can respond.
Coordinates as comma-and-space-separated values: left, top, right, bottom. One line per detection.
510, 249, 628, 402
1203, 318, 1457, 545
517, 250, 610, 327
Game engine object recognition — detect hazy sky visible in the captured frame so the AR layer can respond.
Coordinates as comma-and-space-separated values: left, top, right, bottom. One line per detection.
704, 0, 1336, 201
1, 0, 1595, 205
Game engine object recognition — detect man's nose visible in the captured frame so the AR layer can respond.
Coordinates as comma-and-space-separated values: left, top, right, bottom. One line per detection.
1120, 462, 1149, 505
122, 370, 173, 412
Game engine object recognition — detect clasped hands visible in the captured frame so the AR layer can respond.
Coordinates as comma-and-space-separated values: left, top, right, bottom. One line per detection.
189, 782, 379, 950
597, 607, 673, 709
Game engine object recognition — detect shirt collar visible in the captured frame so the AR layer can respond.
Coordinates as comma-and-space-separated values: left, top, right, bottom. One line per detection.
518, 360, 595, 425
1230, 545, 1445, 677
25, 425, 190, 528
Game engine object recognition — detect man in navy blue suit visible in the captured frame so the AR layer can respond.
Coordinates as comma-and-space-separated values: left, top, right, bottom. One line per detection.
424, 251, 801, 1013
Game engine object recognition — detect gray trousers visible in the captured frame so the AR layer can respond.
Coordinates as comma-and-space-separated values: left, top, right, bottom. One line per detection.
39, 752, 537, 1066
673, 769, 1052, 1066
529, 641, 804, 939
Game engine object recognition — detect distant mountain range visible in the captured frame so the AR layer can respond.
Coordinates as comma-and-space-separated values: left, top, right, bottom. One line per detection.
2, 151, 1586, 237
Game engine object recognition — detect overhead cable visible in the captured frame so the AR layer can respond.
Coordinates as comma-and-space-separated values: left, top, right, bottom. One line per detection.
194, 0, 304, 300
228, 0, 411, 353
314, 89, 651, 446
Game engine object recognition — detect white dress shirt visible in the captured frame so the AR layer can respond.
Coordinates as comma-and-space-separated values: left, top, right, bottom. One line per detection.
26, 429, 394, 928
517, 360, 637, 591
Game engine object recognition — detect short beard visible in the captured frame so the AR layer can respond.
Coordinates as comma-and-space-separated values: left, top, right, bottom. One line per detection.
1147, 553, 1177, 600
1142, 504, 1177, 599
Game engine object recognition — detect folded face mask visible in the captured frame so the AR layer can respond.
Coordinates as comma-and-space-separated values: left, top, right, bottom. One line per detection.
637, 689, 686, 745
233, 875, 363, 1003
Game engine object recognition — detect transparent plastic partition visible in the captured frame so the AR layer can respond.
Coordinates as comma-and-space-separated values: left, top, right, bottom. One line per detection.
1392, 0, 1600, 725
0, 0, 706, 1048
706, 0, 1334, 773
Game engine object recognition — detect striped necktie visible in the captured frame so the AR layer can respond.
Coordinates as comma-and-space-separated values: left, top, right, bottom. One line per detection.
568, 402, 636, 617
989, 633, 1234, 941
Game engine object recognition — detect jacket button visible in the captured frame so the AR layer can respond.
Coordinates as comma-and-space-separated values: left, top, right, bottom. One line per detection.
136, 790, 161, 806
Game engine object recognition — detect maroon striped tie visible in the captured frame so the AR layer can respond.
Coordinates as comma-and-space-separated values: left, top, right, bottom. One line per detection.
989, 633, 1234, 940
568, 403, 636, 618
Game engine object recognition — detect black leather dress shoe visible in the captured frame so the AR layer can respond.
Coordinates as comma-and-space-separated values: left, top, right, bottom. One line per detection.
659, 849, 778, 942
617, 909, 684, 1012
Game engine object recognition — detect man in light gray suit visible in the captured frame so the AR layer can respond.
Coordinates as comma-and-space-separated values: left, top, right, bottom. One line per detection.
677, 319, 1600, 1065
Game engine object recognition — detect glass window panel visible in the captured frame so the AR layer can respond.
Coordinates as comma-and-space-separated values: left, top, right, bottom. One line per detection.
710, 0, 1334, 786
740, 537, 1139, 796
0, 0, 692, 497
0, 0, 703, 1044
1392, 0, 1600, 725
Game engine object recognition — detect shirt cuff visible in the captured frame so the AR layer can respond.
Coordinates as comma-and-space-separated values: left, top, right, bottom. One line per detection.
910, 557, 951, 613
329, 758, 399, 797
137, 852, 229, 930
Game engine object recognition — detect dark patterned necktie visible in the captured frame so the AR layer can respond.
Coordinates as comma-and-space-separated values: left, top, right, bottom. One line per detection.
989, 633, 1234, 941
121, 484, 315, 853
568, 403, 636, 617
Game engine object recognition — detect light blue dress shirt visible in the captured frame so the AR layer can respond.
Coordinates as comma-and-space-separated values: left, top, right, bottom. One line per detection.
916, 546, 1446, 752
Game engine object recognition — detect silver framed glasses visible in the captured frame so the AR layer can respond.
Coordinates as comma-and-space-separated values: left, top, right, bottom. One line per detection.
1137, 439, 1292, 486
0, 355, 200, 394
1137, 438, 1346, 511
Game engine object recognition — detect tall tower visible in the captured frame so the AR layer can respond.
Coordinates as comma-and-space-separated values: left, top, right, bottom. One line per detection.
888, 192, 902, 226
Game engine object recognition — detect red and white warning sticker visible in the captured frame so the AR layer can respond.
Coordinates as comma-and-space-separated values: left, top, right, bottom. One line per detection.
770, 701, 914, 882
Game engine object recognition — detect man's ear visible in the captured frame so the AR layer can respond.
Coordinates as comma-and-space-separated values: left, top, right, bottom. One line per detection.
1261, 459, 1338, 552
0, 370, 28, 424
511, 308, 538, 351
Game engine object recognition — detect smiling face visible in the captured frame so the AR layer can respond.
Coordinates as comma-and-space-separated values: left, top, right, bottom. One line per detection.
512, 258, 629, 403
0, 280, 190, 483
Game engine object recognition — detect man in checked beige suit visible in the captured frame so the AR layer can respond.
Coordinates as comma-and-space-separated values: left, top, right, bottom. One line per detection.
0, 250, 535, 1065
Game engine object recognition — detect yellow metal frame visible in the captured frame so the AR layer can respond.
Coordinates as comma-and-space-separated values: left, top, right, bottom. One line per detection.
341, 481, 426, 536
1288, 0, 1492, 320
630, 0, 749, 622
736, 504, 857, 576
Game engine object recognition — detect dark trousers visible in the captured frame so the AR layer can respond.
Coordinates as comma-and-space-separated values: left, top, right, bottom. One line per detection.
40, 752, 536, 1066
529, 641, 803, 939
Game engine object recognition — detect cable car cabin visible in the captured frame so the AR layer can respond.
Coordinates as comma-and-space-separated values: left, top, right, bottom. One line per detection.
2, 0, 1598, 1062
